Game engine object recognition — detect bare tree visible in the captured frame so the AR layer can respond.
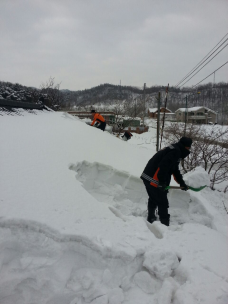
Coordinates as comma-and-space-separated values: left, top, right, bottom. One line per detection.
111, 98, 145, 135
164, 123, 228, 191
40, 77, 62, 110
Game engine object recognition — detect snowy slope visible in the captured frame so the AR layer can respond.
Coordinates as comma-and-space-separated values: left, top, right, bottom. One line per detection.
0, 110, 228, 304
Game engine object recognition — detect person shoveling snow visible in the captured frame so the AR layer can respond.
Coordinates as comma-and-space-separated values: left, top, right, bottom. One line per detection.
91, 109, 106, 131
141, 137, 193, 226
121, 131, 133, 141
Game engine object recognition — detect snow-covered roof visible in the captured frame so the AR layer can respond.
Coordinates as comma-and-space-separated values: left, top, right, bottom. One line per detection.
148, 108, 158, 113
117, 115, 141, 121
148, 107, 172, 113
175, 106, 217, 114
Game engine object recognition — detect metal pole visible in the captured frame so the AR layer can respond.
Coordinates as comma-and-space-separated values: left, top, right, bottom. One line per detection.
156, 92, 161, 151
184, 95, 188, 136
143, 83, 146, 126
221, 89, 224, 125
160, 83, 169, 149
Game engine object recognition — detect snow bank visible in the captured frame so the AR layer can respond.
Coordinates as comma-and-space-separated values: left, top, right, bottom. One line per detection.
143, 247, 180, 280
0, 110, 228, 304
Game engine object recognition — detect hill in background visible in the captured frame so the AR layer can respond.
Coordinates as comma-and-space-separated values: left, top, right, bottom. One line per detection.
1, 80, 227, 123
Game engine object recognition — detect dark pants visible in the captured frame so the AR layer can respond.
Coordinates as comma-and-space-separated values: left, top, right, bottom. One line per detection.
143, 181, 170, 226
97, 121, 106, 131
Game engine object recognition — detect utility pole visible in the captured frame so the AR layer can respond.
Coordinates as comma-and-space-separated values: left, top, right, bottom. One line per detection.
184, 95, 188, 136
156, 92, 161, 152
160, 84, 169, 150
221, 88, 224, 125
143, 83, 146, 126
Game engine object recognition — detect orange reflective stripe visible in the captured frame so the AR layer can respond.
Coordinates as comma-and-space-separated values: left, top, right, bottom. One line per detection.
150, 168, 160, 188
153, 168, 160, 181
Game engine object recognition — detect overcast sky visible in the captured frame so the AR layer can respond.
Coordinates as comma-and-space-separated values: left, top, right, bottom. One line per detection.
1, 0, 228, 91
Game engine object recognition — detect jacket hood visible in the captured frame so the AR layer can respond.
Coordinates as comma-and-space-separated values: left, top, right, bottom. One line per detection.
174, 142, 190, 159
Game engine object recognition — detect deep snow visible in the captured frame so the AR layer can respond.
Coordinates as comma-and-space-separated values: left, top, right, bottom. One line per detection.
0, 109, 228, 304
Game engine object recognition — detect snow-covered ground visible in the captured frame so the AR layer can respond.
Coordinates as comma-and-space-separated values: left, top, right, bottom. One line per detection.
0, 109, 228, 304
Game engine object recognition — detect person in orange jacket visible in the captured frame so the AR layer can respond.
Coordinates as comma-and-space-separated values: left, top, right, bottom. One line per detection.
91, 110, 106, 131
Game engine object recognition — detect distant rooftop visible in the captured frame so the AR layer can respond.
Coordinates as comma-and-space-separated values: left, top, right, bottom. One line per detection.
175, 106, 217, 114
148, 107, 172, 113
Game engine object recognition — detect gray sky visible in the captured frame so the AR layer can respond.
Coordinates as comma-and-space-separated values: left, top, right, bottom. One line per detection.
1, 0, 228, 90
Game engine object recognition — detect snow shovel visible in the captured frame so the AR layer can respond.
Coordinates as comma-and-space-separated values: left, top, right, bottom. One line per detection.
165, 185, 207, 192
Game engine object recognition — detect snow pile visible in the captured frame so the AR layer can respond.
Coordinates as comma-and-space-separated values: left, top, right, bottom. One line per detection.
184, 166, 210, 188
143, 247, 180, 280
0, 110, 228, 304
133, 271, 161, 294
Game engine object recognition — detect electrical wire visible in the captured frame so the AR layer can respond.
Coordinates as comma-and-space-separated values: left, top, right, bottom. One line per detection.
179, 42, 228, 88
192, 61, 228, 88
176, 38, 228, 87
175, 33, 228, 87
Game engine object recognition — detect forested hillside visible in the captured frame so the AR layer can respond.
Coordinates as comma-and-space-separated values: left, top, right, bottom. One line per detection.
1, 81, 227, 124
62, 82, 228, 124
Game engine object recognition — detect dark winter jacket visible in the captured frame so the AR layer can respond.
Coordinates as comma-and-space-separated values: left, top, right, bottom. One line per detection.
140, 143, 190, 187
122, 131, 133, 140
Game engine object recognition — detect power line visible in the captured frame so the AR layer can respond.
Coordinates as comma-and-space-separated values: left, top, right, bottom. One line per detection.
176, 38, 228, 87
192, 61, 228, 88
179, 42, 228, 88
175, 33, 228, 87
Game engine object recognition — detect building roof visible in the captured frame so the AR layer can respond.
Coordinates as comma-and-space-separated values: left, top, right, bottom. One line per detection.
148, 107, 172, 113
117, 115, 141, 122
175, 106, 217, 115
148, 108, 158, 113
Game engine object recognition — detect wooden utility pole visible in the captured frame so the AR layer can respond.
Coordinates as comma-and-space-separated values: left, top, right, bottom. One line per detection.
156, 92, 161, 152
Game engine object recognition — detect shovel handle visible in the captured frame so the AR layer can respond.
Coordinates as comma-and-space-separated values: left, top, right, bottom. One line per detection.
165, 185, 207, 192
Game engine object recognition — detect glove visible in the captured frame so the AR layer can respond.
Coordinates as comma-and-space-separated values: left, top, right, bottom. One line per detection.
180, 183, 189, 191
157, 182, 167, 192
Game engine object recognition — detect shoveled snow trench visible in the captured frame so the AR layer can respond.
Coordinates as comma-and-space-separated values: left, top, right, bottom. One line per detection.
1, 162, 226, 304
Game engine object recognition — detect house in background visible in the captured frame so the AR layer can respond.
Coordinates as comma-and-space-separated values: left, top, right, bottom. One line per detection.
175, 106, 217, 124
159, 112, 176, 121
148, 107, 172, 118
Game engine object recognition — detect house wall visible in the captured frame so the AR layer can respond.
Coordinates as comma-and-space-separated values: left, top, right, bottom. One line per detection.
148, 112, 156, 118
159, 113, 176, 121
208, 112, 216, 123
175, 108, 217, 124
148, 108, 171, 118
176, 111, 185, 122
